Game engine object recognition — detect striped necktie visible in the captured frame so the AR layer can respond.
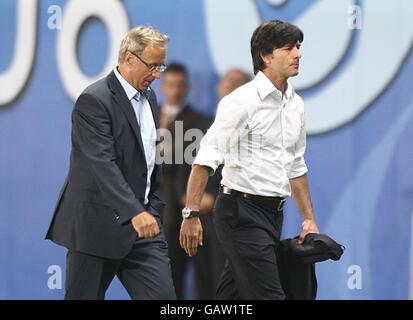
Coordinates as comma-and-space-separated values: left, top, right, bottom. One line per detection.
132, 92, 143, 125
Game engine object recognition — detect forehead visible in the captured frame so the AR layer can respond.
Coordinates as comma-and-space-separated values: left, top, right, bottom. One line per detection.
280, 40, 301, 48
163, 72, 187, 82
226, 70, 246, 80
140, 42, 166, 61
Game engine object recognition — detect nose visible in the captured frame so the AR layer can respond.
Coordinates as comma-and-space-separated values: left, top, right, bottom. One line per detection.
294, 46, 302, 60
152, 69, 162, 79
297, 48, 302, 59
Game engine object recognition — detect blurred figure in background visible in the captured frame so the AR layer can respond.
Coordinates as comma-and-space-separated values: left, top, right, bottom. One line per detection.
200, 68, 250, 298
217, 68, 251, 102
161, 65, 249, 299
159, 63, 213, 299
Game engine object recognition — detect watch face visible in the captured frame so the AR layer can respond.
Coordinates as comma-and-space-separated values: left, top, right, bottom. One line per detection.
182, 208, 190, 218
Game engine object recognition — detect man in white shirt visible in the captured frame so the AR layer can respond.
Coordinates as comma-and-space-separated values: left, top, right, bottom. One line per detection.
180, 20, 320, 299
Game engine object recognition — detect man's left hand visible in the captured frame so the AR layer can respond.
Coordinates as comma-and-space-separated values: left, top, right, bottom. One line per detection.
298, 218, 319, 244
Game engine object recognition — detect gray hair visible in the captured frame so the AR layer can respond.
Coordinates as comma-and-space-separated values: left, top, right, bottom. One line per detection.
118, 26, 169, 64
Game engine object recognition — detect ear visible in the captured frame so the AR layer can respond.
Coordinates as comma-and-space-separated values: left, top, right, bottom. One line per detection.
125, 52, 134, 66
261, 52, 273, 67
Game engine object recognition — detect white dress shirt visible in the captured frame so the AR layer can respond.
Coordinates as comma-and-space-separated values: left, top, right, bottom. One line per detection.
194, 71, 308, 198
114, 67, 156, 205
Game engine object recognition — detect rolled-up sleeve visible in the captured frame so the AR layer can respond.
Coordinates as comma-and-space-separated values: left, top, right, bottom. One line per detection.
288, 113, 308, 179
194, 96, 248, 175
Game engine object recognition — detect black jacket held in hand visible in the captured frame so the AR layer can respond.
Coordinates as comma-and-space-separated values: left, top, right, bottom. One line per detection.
277, 233, 345, 300
45, 71, 165, 259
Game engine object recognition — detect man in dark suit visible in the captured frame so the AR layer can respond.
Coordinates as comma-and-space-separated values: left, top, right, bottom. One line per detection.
45, 26, 176, 300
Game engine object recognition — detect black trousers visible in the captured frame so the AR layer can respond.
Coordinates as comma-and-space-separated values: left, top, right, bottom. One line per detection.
65, 229, 176, 300
213, 193, 285, 300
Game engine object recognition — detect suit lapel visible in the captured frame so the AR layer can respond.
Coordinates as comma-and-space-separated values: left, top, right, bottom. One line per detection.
107, 72, 145, 154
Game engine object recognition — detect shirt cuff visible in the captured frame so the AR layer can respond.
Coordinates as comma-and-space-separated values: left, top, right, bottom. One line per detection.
288, 158, 308, 179
193, 146, 224, 176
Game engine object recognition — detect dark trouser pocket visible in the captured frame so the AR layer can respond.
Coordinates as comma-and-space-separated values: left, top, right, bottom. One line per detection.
213, 193, 239, 229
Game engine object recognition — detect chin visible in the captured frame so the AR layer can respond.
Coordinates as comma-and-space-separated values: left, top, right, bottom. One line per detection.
290, 70, 299, 77
140, 84, 149, 91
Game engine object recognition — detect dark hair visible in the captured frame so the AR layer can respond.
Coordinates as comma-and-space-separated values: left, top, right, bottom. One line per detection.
164, 62, 188, 77
250, 20, 303, 75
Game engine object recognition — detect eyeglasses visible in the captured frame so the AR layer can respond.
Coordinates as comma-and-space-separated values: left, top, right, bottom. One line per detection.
129, 51, 167, 73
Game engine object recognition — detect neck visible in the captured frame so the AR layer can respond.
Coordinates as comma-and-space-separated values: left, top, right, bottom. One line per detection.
262, 69, 288, 94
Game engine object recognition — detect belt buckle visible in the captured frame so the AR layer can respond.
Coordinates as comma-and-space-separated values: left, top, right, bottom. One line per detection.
221, 185, 231, 195
277, 198, 286, 211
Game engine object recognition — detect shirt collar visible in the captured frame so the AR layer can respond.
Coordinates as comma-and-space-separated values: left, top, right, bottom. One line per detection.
284, 81, 295, 100
113, 66, 139, 101
254, 71, 295, 101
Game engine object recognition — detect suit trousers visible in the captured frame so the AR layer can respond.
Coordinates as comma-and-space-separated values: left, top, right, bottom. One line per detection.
213, 193, 285, 300
64, 228, 176, 300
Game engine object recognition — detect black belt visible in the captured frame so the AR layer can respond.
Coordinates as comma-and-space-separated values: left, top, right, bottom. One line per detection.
219, 185, 287, 211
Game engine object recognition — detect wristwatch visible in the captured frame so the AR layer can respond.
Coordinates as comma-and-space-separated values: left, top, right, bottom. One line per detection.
182, 207, 200, 219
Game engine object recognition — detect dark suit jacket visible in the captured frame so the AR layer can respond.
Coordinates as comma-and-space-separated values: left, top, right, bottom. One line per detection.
277, 233, 345, 300
46, 71, 165, 259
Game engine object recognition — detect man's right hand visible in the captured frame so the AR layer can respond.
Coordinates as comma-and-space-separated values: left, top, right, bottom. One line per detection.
179, 217, 203, 257
131, 211, 160, 238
